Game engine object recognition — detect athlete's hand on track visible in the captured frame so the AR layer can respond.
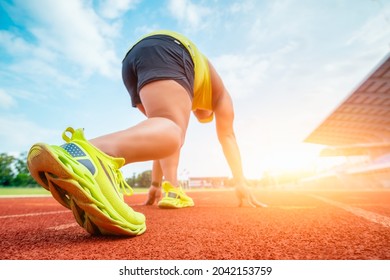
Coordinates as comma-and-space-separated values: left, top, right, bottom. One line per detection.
144, 185, 162, 205
235, 185, 268, 208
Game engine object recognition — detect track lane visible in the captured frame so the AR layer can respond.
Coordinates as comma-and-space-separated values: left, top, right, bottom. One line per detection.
0, 189, 389, 260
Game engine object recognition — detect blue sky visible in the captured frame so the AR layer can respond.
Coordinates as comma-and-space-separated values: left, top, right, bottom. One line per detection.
0, 0, 389, 179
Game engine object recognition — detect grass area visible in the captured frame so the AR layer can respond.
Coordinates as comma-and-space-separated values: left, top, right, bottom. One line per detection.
0, 187, 50, 196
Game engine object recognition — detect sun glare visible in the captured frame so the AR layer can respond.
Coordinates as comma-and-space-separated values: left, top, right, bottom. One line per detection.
265, 149, 316, 172
244, 143, 346, 181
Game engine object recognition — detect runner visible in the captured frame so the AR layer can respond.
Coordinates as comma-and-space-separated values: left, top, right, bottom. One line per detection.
27, 30, 266, 236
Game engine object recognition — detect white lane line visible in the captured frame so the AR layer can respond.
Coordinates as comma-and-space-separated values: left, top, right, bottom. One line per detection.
0, 210, 68, 219
0, 210, 78, 231
47, 222, 78, 231
309, 194, 390, 228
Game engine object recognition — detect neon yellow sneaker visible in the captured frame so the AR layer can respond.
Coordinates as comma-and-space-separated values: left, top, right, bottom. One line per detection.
27, 127, 146, 236
157, 181, 194, 208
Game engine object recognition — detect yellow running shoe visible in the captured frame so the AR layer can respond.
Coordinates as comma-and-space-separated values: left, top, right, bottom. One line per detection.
27, 127, 146, 236
157, 181, 194, 208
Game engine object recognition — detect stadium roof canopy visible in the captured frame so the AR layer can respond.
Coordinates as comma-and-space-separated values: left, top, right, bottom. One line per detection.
304, 53, 390, 157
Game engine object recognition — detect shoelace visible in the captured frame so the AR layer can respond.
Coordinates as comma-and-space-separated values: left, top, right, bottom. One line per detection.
114, 168, 134, 196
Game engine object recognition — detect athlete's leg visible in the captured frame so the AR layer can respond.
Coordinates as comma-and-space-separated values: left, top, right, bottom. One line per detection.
151, 160, 163, 186
90, 79, 191, 187
144, 160, 163, 205
139, 80, 192, 186
89, 117, 181, 162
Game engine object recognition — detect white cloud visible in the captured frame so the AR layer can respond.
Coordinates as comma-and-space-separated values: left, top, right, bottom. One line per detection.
0, 31, 30, 56
213, 53, 269, 99
168, 0, 211, 30
228, 0, 255, 14
0, 31, 83, 100
9, 59, 81, 95
11, 0, 121, 78
0, 89, 16, 109
133, 25, 157, 36
211, 38, 300, 100
97, 0, 140, 19
0, 116, 61, 153
346, 5, 390, 47
0, 30, 57, 65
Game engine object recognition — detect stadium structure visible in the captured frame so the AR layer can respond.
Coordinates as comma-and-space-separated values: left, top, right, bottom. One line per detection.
302, 53, 390, 188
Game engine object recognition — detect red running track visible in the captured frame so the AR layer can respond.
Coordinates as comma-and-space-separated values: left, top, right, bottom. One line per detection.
0, 188, 390, 260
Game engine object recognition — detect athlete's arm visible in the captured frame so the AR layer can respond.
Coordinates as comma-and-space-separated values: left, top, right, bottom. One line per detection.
209, 62, 246, 185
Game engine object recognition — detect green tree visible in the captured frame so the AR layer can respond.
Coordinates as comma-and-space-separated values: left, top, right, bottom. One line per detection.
0, 153, 15, 186
0, 152, 37, 187
13, 152, 36, 186
126, 170, 152, 188
137, 170, 152, 188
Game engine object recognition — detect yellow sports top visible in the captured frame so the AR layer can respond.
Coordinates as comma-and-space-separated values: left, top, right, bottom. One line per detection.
135, 30, 214, 122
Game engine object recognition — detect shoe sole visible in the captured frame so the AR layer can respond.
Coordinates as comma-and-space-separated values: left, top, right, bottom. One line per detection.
158, 198, 194, 209
27, 143, 146, 236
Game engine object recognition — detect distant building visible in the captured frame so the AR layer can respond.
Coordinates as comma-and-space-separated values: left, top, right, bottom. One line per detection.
189, 176, 229, 188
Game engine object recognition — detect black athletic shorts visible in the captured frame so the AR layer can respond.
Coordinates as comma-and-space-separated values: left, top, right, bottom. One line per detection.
122, 34, 195, 107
